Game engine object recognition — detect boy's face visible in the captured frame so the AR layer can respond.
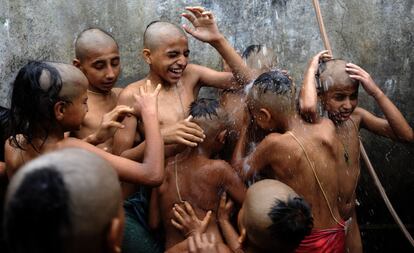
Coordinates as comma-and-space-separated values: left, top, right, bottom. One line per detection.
321, 83, 358, 123
149, 35, 189, 85
78, 43, 120, 93
62, 89, 88, 131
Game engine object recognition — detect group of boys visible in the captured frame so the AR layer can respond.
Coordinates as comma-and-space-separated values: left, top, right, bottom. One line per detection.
1, 6, 412, 253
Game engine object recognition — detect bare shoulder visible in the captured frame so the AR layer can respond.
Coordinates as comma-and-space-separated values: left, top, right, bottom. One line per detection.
4, 137, 23, 177
209, 159, 233, 172
260, 132, 287, 149
112, 87, 123, 97
351, 107, 367, 125
118, 80, 146, 104
182, 64, 202, 84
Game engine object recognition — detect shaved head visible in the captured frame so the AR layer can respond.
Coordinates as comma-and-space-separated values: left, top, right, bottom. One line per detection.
143, 21, 187, 50
75, 28, 118, 61
241, 179, 313, 251
319, 59, 358, 92
5, 148, 122, 253
43, 62, 88, 101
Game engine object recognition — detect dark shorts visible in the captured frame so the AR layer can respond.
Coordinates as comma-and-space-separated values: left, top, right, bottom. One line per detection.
122, 186, 164, 253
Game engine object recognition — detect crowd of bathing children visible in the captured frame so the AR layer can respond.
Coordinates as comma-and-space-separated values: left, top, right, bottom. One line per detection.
0, 6, 412, 253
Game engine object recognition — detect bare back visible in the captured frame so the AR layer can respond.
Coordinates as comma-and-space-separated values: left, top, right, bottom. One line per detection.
157, 154, 245, 249
248, 119, 344, 229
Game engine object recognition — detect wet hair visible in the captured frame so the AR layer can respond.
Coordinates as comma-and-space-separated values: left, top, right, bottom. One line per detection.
0, 106, 9, 161
4, 167, 71, 253
189, 98, 220, 120
75, 27, 118, 61
252, 70, 293, 96
242, 44, 262, 60
267, 196, 313, 248
317, 59, 359, 93
8, 61, 67, 151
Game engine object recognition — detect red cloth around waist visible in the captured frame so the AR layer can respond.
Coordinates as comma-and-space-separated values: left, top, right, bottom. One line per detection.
295, 221, 345, 253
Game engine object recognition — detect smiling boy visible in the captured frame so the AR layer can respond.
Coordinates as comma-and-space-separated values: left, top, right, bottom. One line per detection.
299, 50, 414, 252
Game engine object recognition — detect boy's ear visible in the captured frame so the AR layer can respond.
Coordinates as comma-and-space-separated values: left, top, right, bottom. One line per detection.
72, 59, 81, 69
255, 108, 272, 129
142, 49, 152, 65
217, 129, 228, 144
54, 101, 66, 121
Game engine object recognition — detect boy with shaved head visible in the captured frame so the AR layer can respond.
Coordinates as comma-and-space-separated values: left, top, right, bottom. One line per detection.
71, 28, 124, 152
113, 7, 252, 253
4, 148, 124, 253
114, 6, 252, 159
5, 61, 164, 186
234, 70, 348, 252
299, 51, 414, 252
150, 98, 246, 251
217, 179, 313, 253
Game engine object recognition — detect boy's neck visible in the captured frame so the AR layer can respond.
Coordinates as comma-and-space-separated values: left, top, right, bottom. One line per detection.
273, 112, 300, 133
177, 142, 218, 160
146, 72, 176, 90
88, 85, 111, 95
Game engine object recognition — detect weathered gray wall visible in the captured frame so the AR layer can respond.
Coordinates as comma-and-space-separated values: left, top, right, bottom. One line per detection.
0, 0, 413, 251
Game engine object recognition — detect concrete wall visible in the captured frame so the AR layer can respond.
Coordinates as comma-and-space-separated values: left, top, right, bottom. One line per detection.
0, 0, 413, 251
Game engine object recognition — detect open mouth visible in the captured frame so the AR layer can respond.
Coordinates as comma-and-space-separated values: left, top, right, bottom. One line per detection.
169, 68, 183, 78
338, 112, 352, 120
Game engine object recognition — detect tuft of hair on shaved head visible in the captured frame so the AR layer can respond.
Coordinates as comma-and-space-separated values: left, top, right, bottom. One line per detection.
9, 61, 88, 151
75, 28, 118, 61
318, 59, 359, 92
242, 179, 313, 251
189, 98, 228, 142
189, 98, 220, 120
143, 21, 187, 50
5, 148, 122, 253
248, 70, 296, 115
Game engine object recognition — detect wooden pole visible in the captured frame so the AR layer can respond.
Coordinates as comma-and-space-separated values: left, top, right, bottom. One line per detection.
311, 0, 333, 55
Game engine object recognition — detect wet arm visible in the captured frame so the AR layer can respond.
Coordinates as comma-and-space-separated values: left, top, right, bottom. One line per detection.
113, 90, 141, 156
231, 122, 248, 174
221, 163, 246, 205
243, 136, 275, 180
347, 63, 413, 142
209, 36, 253, 86
182, 7, 253, 88
299, 50, 331, 123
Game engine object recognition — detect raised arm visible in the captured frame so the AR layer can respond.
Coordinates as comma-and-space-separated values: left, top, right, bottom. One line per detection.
65, 81, 165, 185
182, 6, 253, 88
113, 87, 142, 157
242, 134, 278, 180
299, 50, 332, 123
346, 63, 413, 142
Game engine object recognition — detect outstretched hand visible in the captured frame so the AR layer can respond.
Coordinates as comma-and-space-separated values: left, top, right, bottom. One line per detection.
161, 116, 205, 147
89, 105, 134, 145
309, 50, 332, 73
181, 6, 223, 43
132, 79, 162, 116
171, 201, 212, 238
345, 63, 382, 97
